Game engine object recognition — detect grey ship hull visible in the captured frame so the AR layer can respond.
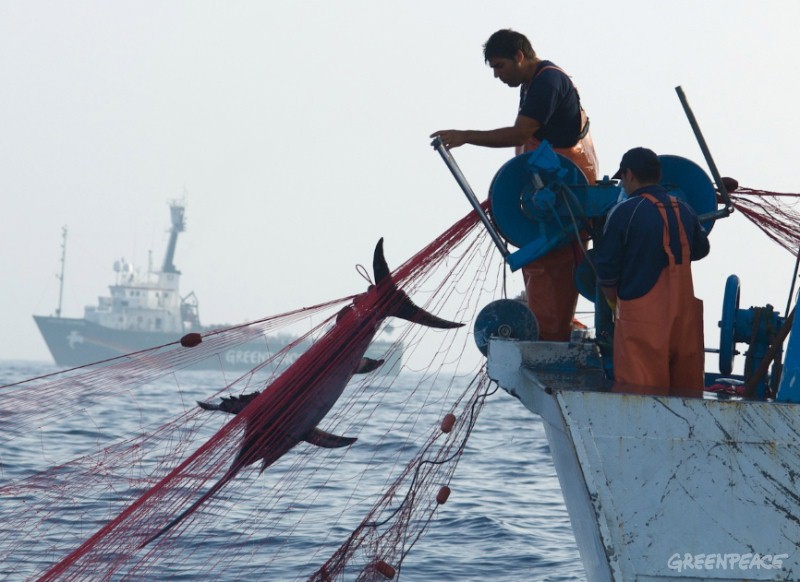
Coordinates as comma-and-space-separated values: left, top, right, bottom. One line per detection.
33, 315, 400, 374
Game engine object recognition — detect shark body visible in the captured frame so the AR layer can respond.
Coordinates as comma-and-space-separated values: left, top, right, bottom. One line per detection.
141, 239, 461, 546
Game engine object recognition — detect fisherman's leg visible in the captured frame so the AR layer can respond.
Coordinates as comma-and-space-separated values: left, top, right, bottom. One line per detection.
522, 243, 580, 342
669, 296, 706, 398
612, 321, 671, 394
612, 293, 671, 394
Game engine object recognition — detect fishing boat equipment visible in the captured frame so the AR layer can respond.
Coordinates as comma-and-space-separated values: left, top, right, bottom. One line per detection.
437, 136, 721, 379
441, 88, 800, 400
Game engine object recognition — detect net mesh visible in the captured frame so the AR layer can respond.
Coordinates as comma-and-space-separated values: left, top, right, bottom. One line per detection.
1, 202, 510, 581
726, 187, 800, 254
4, 184, 799, 580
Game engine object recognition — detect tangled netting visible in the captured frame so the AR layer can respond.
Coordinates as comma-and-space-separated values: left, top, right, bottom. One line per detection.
0, 201, 515, 581
4, 183, 797, 581
309, 373, 496, 582
727, 187, 800, 254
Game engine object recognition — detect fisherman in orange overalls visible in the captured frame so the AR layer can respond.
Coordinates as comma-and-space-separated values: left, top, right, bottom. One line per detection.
431, 28, 599, 341
594, 148, 710, 397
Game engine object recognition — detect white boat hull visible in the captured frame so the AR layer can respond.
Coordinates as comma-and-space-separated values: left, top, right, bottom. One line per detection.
488, 338, 800, 581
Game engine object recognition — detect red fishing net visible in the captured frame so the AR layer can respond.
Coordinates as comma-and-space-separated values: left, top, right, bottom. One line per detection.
5, 182, 798, 580
1, 202, 511, 581
726, 187, 800, 254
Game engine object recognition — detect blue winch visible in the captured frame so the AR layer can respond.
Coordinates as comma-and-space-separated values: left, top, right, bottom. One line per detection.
718, 274, 787, 398
433, 136, 724, 371
433, 135, 721, 302
486, 142, 719, 272
435, 137, 796, 398
434, 86, 797, 401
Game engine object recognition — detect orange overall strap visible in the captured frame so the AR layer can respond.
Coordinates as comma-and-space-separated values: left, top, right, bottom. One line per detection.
640, 193, 691, 267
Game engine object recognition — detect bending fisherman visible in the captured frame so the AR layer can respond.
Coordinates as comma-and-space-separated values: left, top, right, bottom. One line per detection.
594, 147, 710, 396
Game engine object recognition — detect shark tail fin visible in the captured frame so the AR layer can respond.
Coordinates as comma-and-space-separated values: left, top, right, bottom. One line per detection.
373, 238, 464, 330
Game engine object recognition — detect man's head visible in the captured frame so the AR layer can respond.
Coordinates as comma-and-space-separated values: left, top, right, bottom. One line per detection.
483, 29, 536, 61
613, 147, 661, 186
483, 29, 537, 87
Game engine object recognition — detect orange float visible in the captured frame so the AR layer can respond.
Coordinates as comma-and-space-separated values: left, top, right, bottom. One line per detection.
373, 560, 396, 579
180, 332, 202, 347
440, 413, 456, 433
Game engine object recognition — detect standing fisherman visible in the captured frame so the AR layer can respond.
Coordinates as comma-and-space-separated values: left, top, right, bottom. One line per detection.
594, 148, 710, 396
431, 29, 599, 341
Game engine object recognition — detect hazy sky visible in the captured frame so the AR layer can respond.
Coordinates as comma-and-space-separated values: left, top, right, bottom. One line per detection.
2, 1, 799, 362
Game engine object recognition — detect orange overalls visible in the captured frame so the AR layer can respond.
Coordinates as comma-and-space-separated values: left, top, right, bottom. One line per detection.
516, 65, 599, 341
612, 194, 705, 397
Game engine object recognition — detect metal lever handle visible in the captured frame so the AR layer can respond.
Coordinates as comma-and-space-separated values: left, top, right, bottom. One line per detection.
431, 136, 509, 258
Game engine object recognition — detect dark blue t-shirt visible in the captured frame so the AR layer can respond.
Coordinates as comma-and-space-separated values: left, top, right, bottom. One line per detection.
519, 60, 582, 148
594, 185, 710, 300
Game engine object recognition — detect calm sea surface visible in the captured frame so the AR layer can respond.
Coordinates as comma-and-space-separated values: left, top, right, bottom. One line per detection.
0, 360, 584, 581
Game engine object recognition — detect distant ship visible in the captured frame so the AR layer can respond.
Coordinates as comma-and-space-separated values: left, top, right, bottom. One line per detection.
33, 202, 401, 373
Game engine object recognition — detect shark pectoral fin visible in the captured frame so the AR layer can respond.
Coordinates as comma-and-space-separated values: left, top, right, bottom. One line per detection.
303, 428, 358, 449
355, 357, 384, 374
197, 391, 262, 415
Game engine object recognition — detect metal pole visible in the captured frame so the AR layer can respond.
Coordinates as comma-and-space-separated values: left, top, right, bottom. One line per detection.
431, 137, 509, 258
675, 86, 734, 216
785, 246, 800, 317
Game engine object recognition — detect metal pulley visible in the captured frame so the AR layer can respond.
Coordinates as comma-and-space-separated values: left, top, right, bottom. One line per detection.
473, 299, 539, 356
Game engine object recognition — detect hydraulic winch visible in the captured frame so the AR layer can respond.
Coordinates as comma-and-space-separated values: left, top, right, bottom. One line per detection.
434, 135, 723, 376
484, 141, 720, 272
433, 86, 791, 397
717, 274, 790, 399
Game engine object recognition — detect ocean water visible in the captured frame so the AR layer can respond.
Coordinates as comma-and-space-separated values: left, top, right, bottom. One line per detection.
0, 360, 585, 581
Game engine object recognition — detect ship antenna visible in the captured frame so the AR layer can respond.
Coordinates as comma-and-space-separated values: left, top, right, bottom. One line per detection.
162, 201, 186, 274
56, 225, 68, 318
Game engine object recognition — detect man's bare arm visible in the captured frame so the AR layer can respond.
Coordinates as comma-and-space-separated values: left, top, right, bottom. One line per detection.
431, 115, 540, 149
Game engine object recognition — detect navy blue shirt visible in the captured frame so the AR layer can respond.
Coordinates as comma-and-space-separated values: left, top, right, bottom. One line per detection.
519, 60, 582, 148
594, 185, 710, 300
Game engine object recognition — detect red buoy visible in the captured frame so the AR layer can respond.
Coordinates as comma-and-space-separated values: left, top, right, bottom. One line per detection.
440, 413, 456, 433
436, 485, 451, 505
373, 560, 396, 579
722, 176, 739, 192
180, 332, 203, 348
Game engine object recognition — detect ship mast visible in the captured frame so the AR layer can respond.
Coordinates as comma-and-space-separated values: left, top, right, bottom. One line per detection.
161, 201, 185, 274
56, 225, 67, 318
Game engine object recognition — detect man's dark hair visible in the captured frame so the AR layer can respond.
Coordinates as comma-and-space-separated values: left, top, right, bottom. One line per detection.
483, 29, 536, 62
615, 147, 662, 183
631, 164, 661, 183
